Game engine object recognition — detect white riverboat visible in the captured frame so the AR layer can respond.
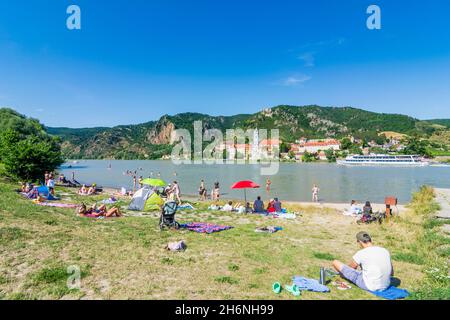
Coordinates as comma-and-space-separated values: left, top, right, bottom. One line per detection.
337, 154, 430, 167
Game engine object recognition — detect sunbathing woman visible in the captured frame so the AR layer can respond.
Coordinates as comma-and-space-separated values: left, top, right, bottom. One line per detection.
77, 203, 122, 218
79, 184, 88, 195
87, 185, 96, 195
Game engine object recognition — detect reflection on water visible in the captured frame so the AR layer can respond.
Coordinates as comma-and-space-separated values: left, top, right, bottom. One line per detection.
58, 160, 450, 204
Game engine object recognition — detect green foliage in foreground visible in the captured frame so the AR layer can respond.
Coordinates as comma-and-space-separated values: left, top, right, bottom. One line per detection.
0, 108, 64, 181
0, 179, 448, 300
0, 129, 64, 182
407, 186, 449, 300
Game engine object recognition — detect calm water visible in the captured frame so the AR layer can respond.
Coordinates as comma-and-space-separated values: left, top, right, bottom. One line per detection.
58, 160, 450, 204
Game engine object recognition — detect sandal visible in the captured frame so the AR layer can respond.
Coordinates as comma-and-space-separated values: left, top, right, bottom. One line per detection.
285, 284, 301, 296
272, 282, 282, 294
332, 281, 352, 290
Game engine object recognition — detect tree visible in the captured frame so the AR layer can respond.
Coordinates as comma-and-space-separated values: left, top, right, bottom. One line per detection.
0, 129, 64, 181
302, 151, 315, 162
325, 149, 336, 162
340, 138, 353, 150
349, 145, 363, 155
402, 136, 432, 157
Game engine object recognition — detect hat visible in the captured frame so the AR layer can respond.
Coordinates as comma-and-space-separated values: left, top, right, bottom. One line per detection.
356, 231, 372, 243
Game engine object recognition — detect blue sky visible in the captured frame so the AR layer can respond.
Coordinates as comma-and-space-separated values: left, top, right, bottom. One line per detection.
0, 0, 449, 127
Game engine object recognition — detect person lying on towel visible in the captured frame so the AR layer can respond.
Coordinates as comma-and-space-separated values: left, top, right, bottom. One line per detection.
332, 231, 393, 292
77, 203, 122, 218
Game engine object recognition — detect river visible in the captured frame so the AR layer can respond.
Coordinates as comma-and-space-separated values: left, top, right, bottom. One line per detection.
58, 160, 450, 204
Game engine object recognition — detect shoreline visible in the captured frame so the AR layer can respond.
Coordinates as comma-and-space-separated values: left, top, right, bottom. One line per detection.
101, 186, 408, 212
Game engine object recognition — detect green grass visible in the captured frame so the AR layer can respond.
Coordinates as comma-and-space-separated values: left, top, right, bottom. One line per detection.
404, 186, 450, 300
391, 252, 425, 265
312, 252, 335, 261
214, 276, 239, 285
0, 178, 448, 300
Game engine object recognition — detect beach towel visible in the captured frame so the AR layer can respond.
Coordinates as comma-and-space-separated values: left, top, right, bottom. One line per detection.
368, 286, 410, 300
179, 222, 233, 234
292, 276, 330, 293
100, 198, 117, 204
35, 202, 78, 208
178, 203, 195, 210
273, 213, 297, 219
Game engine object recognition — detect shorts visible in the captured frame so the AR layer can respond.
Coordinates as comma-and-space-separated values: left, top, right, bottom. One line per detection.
340, 265, 368, 290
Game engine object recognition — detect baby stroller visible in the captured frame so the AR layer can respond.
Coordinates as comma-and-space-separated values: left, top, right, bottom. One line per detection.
159, 201, 180, 230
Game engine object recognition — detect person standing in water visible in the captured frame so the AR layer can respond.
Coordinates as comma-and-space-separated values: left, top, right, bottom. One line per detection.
266, 178, 271, 195
199, 180, 207, 201
213, 181, 220, 201
312, 184, 320, 202
133, 175, 137, 193
172, 181, 181, 203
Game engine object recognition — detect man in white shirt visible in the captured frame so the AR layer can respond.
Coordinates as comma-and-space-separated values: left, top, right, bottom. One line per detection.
332, 231, 393, 292
222, 201, 234, 212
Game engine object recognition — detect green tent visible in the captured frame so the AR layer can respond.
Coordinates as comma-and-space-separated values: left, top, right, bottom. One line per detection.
143, 192, 164, 211
141, 178, 167, 187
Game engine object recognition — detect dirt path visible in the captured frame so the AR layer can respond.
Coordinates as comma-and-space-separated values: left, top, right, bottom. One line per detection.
435, 188, 450, 219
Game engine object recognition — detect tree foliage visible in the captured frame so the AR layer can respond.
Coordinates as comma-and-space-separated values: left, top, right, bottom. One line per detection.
0, 109, 64, 181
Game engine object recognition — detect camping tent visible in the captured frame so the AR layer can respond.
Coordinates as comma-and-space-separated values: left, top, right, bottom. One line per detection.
128, 187, 164, 211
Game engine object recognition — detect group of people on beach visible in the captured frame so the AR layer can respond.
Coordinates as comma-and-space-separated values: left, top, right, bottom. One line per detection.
77, 203, 122, 218
44, 171, 56, 195
198, 180, 220, 201
209, 196, 284, 215
164, 181, 182, 203
78, 184, 97, 196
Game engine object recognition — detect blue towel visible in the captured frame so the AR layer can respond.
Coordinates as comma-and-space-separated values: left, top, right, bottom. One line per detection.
369, 286, 410, 300
178, 204, 194, 210
292, 276, 330, 293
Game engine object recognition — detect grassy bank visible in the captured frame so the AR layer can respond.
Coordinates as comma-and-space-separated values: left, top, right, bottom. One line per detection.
0, 178, 448, 300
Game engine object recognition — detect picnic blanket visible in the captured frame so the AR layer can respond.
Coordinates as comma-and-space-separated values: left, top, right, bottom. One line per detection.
368, 286, 410, 300
292, 276, 330, 293
35, 202, 78, 208
179, 222, 233, 234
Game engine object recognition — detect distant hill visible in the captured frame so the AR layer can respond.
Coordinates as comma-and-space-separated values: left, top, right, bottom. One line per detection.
426, 119, 450, 128
0, 108, 48, 138
36, 105, 442, 159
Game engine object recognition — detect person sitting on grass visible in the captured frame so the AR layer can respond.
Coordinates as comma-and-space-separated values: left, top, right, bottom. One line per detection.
245, 202, 253, 214
79, 184, 88, 195
331, 231, 393, 292
350, 200, 362, 214
273, 197, 282, 213
363, 201, 373, 215
87, 184, 96, 195
222, 201, 234, 212
253, 196, 265, 213
267, 199, 276, 213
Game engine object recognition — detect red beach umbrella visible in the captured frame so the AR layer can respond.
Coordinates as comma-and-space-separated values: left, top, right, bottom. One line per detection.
230, 180, 260, 202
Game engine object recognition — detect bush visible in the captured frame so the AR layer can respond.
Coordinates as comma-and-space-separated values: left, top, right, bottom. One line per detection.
0, 129, 64, 182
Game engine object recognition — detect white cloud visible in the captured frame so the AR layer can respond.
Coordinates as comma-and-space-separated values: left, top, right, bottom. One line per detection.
280, 75, 312, 87
300, 37, 346, 50
35, 108, 44, 113
298, 52, 315, 67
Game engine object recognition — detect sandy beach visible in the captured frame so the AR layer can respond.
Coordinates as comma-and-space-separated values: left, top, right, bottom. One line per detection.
101, 186, 408, 214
